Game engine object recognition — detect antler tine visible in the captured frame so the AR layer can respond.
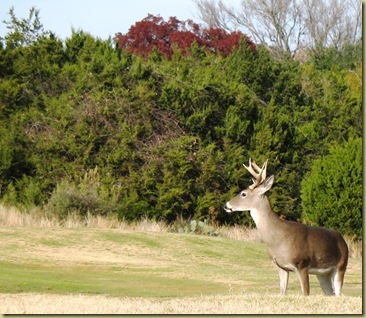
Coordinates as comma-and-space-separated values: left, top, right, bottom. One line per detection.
243, 158, 269, 190
243, 158, 261, 189
260, 159, 268, 181
243, 158, 259, 179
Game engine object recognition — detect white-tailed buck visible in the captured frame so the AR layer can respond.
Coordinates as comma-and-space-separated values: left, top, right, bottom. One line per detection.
224, 158, 348, 296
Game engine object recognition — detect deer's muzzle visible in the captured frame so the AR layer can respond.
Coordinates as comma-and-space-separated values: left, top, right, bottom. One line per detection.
223, 202, 233, 213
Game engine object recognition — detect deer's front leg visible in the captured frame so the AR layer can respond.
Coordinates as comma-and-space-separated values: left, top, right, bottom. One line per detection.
278, 267, 289, 295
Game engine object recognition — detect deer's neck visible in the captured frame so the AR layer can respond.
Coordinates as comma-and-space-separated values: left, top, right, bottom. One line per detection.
250, 196, 283, 244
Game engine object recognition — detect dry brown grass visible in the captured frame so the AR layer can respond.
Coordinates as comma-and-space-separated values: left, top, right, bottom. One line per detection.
218, 224, 260, 241
346, 236, 363, 259
0, 292, 362, 314
0, 204, 168, 232
0, 205, 56, 227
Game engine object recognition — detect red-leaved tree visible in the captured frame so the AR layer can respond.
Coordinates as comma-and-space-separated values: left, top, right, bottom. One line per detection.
114, 15, 255, 58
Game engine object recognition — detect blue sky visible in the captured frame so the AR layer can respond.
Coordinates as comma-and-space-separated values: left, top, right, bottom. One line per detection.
0, 0, 240, 40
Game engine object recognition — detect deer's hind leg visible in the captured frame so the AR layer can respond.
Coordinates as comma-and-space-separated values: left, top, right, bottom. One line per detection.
316, 273, 335, 296
332, 267, 346, 296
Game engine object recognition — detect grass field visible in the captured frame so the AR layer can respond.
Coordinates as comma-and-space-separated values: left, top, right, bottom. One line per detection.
0, 223, 362, 314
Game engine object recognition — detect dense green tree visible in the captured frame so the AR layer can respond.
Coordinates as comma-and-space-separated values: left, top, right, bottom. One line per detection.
300, 137, 362, 238
2, 7, 46, 48
311, 42, 363, 71
0, 8, 362, 235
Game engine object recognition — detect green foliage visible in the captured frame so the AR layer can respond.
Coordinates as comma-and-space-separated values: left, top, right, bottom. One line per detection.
311, 43, 363, 71
44, 167, 122, 220
2, 6, 46, 48
301, 138, 362, 238
0, 8, 362, 235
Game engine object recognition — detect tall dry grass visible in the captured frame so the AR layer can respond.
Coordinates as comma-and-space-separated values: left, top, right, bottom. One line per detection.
219, 224, 260, 241
0, 204, 361, 257
0, 204, 168, 232
346, 237, 363, 259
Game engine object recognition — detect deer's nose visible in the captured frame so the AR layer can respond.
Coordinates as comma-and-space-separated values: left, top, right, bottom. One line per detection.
223, 202, 233, 213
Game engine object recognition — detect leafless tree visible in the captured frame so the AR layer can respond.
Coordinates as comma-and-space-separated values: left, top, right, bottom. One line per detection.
194, 0, 362, 59
303, 0, 362, 50
194, 0, 233, 32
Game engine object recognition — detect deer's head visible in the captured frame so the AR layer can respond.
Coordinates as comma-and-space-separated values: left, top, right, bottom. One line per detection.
224, 158, 274, 213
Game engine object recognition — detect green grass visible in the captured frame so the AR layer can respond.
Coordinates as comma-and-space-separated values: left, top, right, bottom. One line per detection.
0, 261, 227, 297
0, 227, 362, 298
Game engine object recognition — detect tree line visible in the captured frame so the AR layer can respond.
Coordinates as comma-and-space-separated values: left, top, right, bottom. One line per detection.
0, 8, 362, 238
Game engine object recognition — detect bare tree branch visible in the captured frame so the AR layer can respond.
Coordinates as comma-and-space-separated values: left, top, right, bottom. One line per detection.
193, 0, 234, 31
193, 0, 362, 59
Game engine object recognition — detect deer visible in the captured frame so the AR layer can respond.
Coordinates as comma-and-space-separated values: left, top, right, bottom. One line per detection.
224, 158, 348, 296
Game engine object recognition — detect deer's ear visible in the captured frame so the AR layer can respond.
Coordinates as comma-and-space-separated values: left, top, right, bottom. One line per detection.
258, 175, 274, 194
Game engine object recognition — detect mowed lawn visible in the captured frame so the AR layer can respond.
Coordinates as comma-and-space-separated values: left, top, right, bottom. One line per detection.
0, 227, 362, 314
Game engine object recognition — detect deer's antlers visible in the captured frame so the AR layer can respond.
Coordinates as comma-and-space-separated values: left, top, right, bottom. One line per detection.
243, 158, 268, 190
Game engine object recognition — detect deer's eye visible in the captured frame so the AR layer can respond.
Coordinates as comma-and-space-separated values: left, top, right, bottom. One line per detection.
241, 191, 247, 197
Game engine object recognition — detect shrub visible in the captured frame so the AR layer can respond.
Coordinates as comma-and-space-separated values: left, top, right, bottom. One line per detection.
44, 167, 121, 220
300, 137, 362, 238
